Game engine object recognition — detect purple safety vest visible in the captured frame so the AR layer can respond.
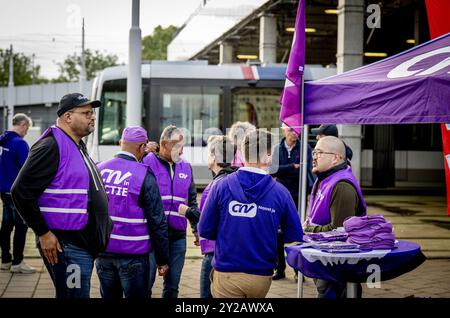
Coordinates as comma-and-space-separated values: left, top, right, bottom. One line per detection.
37, 126, 89, 230
307, 167, 366, 226
97, 157, 151, 254
143, 153, 191, 231
198, 172, 228, 255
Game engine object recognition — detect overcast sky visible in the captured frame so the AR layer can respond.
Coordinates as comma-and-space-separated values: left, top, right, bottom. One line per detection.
0, 0, 201, 79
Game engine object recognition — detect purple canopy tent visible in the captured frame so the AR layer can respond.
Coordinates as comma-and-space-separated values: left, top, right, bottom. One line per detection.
304, 32, 450, 125
292, 32, 450, 298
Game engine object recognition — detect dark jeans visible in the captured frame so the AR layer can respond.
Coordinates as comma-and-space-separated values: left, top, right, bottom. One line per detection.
149, 237, 186, 299
38, 241, 94, 298
200, 253, 213, 298
314, 278, 362, 298
0, 193, 28, 265
96, 255, 149, 299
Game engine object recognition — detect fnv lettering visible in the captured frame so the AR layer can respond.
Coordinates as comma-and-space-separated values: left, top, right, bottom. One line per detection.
228, 201, 257, 218
100, 169, 132, 197
101, 169, 132, 185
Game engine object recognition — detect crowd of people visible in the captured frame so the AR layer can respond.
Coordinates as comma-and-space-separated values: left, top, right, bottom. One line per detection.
0, 92, 366, 299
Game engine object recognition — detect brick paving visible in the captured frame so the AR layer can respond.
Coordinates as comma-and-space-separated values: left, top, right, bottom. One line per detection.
1, 195, 450, 298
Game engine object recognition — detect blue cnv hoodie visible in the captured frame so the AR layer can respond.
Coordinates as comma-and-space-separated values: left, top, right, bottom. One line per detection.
0, 131, 29, 193
198, 168, 303, 276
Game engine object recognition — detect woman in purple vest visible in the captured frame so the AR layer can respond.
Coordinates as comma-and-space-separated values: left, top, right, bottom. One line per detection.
96, 126, 169, 299
11, 93, 113, 298
142, 125, 200, 299
305, 135, 366, 298
198, 135, 236, 298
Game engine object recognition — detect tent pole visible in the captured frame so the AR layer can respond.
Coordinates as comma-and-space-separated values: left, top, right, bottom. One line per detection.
296, 76, 306, 299
297, 77, 307, 223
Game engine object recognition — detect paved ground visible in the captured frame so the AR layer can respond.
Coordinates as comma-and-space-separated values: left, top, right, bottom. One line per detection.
1, 195, 450, 298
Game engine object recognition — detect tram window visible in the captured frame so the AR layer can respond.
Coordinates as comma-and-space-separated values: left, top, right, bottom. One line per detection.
160, 86, 221, 146
231, 88, 282, 131
99, 79, 126, 145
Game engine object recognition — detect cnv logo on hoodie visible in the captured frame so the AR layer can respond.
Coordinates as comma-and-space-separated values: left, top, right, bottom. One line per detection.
228, 200, 257, 218
178, 172, 188, 180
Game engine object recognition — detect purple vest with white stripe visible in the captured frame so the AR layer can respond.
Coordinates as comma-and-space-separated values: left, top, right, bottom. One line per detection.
97, 157, 151, 254
307, 168, 367, 226
143, 153, 191, 231
37, 126, 89, 230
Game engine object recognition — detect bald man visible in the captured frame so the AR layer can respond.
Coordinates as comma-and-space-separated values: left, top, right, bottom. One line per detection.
305, 136, 366, 298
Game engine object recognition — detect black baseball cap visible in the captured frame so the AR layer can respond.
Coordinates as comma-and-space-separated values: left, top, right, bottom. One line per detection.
57, 93, 101, 117
311, 124, 339, 137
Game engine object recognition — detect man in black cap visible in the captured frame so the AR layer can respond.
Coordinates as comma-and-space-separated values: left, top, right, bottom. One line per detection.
11, 93, 113, 298
311, 125, 353, 164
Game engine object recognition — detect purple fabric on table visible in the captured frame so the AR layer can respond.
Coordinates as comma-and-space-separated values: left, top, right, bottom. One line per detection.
344, 215, 396, 249
285, 240, 426, 283
347, 223, 393, 238
304, 231, 348, 242
348, 232, 395, 245
343, 214, 387, 232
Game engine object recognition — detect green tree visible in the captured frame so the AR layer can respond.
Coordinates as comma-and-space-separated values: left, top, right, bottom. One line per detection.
0, 49, 47, 86
142, 25, 178, 60
55, 49, 119, 82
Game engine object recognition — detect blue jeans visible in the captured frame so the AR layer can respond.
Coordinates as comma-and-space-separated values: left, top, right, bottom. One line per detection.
200, 253, 213, 298
0, 193, 28, 265
149, 237, 186, 299
96, 255, 149, 299
38, 241, 94, 298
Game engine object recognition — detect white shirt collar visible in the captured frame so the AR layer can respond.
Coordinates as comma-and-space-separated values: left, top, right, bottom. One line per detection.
239, 166, 268, 175
117, 150, 138, 161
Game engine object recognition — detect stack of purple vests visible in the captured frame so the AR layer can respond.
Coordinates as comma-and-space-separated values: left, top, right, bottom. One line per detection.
343, 215, 396, 249
304, 231, 348, 243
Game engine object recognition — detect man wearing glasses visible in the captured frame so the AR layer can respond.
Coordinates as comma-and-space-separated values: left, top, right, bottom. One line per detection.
11, 93, 113, 298
305, 135, 366, 298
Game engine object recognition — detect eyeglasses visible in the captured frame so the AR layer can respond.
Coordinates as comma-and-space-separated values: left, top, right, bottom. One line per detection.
69, 109, 96, 118
312, 150, 340, 158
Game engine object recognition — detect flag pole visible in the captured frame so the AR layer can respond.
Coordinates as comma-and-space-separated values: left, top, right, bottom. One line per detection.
296, 76, 307, 299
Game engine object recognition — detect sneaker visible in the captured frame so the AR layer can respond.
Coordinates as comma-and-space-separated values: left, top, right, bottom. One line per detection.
10, 261, 36, 274
272, 270, 286, 280
1, 262, 12, 271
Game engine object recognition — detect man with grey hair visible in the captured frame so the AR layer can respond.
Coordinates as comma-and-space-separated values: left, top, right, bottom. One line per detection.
199, 129, 303, 298
0, 113, 35, 273
143, 125, 200, 298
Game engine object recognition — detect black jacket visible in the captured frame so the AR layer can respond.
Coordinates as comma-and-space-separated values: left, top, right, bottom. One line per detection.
270, 137, 315, 200
11, 129, 113, 257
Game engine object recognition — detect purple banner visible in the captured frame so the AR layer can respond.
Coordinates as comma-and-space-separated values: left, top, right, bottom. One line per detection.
304, 32, 450, 125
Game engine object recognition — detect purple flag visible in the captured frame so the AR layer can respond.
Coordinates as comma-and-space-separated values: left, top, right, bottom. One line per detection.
279, 0, 306, 134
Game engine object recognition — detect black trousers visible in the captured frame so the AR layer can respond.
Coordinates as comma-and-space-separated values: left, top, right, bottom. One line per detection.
0, 193, 28, 265
275, 195, 299, 274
